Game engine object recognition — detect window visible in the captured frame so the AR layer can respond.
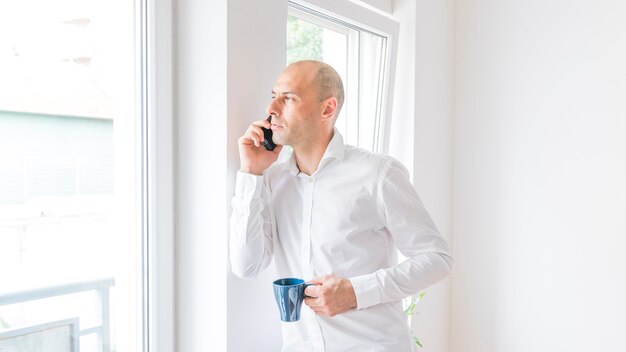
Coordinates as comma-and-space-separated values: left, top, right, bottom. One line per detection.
287, 1, 396, 153
0, 0, 149, 351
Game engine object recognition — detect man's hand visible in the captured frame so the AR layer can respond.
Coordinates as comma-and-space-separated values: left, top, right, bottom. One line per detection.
238, 119, 283, 175
304, 275, 357, 317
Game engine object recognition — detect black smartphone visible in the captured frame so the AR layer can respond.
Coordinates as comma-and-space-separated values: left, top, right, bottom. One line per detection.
261, 115, 277, 151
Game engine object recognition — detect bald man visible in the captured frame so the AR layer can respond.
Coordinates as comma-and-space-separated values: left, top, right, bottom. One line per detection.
230, 60, 453, 352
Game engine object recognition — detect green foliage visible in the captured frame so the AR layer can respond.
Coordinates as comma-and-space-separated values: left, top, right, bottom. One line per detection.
414, 336, 423, 348
404, 291, 427, 348
404, 291, 426, 316
287, 16, 323, 64
0, 315, 8, 329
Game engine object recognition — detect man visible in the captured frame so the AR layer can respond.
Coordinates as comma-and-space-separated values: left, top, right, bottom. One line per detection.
230, 60, 453, 351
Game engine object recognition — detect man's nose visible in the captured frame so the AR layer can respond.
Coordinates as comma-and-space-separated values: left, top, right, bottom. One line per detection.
266, 98, 280, 117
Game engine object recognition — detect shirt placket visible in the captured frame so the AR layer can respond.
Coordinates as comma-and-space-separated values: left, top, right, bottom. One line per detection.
300, 175, 325, 351
300, 175, 314, 277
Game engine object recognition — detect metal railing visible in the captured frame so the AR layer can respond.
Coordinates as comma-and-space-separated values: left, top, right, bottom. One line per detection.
0, 277, 114, 352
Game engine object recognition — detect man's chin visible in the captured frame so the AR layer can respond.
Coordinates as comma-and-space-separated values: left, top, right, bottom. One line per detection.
271, 134, 286, 146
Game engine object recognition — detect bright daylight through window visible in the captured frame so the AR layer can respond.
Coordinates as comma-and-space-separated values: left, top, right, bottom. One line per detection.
287, 3, 388, 152
0, 0, 143, 351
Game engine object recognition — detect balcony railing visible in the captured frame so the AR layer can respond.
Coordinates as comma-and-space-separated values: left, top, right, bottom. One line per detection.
0, 277, 114, 352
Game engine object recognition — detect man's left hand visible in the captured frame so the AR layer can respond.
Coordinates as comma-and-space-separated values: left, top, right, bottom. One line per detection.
304, 275, 357, 317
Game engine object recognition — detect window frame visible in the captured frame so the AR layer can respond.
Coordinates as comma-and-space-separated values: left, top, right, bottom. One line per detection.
288, 0, 399, 153
143, 0, 175, 351
0, 1, 173, 351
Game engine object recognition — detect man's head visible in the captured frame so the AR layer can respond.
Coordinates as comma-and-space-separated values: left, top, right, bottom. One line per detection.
267, 60, 344, 149
311, 61, 345, 117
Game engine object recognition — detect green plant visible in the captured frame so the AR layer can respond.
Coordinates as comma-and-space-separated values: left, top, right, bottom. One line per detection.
0, 315, 9, 329
287, 15, 323, 64
403, 291, 426, 348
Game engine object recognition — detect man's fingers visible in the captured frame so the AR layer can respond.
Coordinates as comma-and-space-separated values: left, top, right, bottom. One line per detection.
240, 118, 272, 148
303, 276, 356, 318
251, 119, 271, 129
304, 284, 320, 298
304, 298, 332, 317
240, 134, 258, 147
243, 125, 265, 147
250, 126, 264, 147
249, 118, 271, 145
237, 118, 281, 175
304, 297, 327, 315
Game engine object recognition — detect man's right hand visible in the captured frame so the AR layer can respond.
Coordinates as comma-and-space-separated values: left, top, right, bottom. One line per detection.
238, 119, 283, 175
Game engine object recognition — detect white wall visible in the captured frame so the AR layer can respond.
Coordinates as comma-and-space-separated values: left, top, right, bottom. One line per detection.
411, 1, 456, 351
451, 1, 626, 351
226, 0, 286, 351
176, 0, 228, 350
390, 1, 456, 352
176, 0, 286, 350
360, 0, 392, 15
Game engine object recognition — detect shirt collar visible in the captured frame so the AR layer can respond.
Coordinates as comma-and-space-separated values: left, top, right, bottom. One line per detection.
287, 128, 346, 176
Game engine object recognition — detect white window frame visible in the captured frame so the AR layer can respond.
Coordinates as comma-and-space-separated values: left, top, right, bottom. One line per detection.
287, 6, 360, 149
0, 1, 175, 351
143, 0, 174, 351
288, 0, 399, 153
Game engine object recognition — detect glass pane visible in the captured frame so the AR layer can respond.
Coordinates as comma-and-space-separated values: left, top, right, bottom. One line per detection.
0, 0, 142, 351
287, 16, 323, 64
286, 15, 350, 143
286, 11, 388, 152
358, 32, 386, 151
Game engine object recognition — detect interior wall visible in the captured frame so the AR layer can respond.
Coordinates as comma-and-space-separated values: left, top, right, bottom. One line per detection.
359, 0, 393, 14
176, 0, 228, 351
452, 1, 626, 351
389, 1, 456, 352
411, 0, 456, 350
226, 0, 286, 351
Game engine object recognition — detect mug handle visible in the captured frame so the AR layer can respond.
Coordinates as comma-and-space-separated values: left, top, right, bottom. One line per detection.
303, 282, 319, 298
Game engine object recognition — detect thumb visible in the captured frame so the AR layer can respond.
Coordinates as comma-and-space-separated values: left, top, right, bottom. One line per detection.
272, 144, 284, 155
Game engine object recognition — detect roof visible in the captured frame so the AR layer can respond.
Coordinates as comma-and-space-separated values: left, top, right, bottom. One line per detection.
0, 58, 113, 119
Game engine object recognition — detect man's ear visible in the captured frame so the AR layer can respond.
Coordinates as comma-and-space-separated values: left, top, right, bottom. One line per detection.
321, 97, 338, 122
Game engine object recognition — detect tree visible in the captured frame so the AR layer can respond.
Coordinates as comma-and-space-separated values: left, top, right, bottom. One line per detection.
287, 16, 323, 64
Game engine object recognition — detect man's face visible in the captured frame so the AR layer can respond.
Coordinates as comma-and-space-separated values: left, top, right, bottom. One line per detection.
266, 65, 322, 147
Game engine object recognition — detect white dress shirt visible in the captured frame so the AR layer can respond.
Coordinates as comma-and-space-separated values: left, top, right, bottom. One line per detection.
230, 130, 453, 352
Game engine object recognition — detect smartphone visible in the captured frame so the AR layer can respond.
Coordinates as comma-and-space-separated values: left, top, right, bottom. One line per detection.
261, 115, 277, 151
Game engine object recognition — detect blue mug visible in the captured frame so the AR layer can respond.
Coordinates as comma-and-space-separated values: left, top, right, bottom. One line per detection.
273, 278, 313, 322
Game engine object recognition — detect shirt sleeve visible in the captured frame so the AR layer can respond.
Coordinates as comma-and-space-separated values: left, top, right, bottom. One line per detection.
229, 171, 274, 278
350, 159, 454, 310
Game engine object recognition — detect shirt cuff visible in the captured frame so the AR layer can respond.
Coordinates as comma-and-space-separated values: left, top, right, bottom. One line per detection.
349, 273, 381, 310
235, 171, 264, 199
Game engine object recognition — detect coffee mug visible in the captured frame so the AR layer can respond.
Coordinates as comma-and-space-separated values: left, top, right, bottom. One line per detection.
272, 278, 313, 322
